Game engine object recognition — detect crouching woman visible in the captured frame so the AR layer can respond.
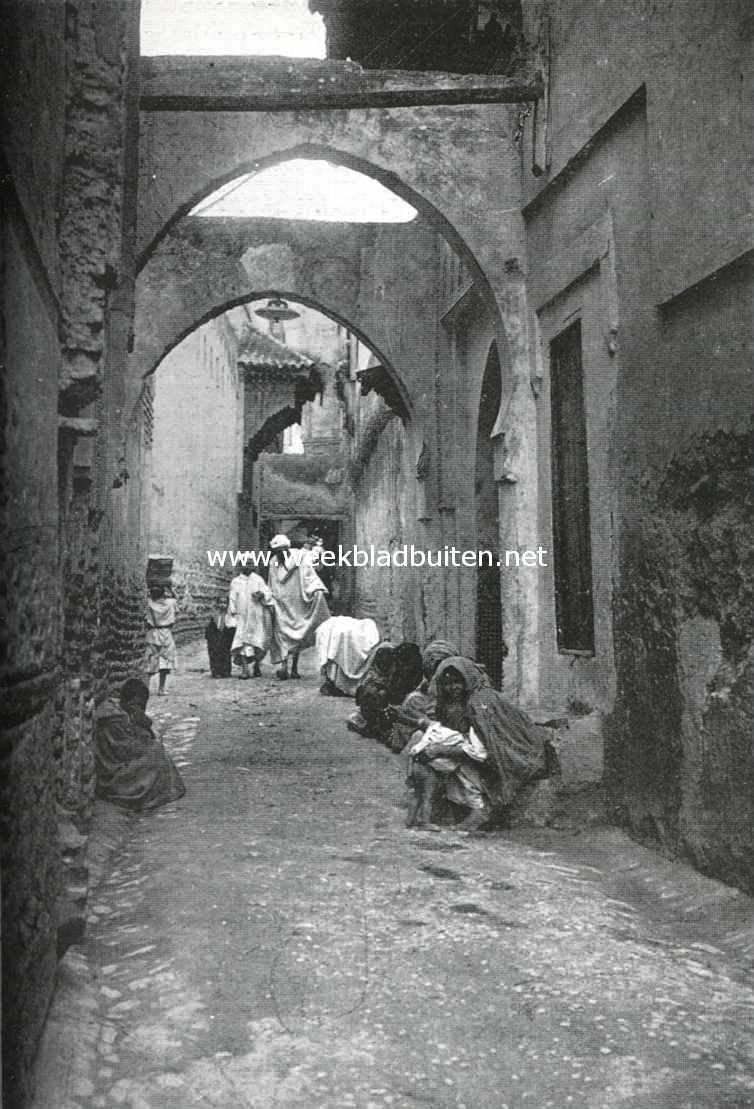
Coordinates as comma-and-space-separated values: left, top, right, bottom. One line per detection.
405, 656, 547, 831
94, 678, 186, 811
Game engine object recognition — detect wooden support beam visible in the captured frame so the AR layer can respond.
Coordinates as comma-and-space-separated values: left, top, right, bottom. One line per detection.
140, 56, 542, 112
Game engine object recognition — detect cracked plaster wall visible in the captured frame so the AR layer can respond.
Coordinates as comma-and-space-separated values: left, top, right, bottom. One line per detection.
522, 0, 754, 890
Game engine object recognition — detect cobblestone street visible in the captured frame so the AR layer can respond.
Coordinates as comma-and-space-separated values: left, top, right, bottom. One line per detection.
35, 644, 754, 1109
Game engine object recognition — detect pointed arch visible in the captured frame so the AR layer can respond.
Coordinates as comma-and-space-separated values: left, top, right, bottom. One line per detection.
145, 288, 415, 424
137, 143, 500, 324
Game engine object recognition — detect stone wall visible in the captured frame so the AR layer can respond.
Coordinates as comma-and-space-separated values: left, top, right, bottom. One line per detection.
351, 219, 505, 654
1, 5, 66, 1103
150, 316, 243, 639
351, 403, 426, 642
131, 216, 364, 380
1, 202, 65, 1109
1, 2, 137, 1102
521, 0, 753, 890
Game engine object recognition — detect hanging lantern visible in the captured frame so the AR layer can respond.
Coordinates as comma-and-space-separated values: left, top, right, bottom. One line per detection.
254, 296, 301, 324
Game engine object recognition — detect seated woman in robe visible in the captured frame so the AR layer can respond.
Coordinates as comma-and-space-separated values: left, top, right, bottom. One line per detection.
387, 642, 424, 708
386, 639, 469, 753
316, 615, 380, 696
404, 656, 547, 832
347, 641, 424, 741
346, 642, 395, 737
94, 678, 186, 811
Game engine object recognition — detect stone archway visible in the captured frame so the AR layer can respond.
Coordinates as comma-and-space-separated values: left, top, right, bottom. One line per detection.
136, 124, 529, 401
140, 282, 413, 426
137, 129, 523, 310
131, 212, 425, 424
134, 126, 538, 694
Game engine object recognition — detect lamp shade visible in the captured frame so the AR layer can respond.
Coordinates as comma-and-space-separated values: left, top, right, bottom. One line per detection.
254, 296, 301, 323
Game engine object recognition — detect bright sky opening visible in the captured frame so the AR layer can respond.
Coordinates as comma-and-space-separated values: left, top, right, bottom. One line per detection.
190, 160, 417, 223
141, 0, 326, 58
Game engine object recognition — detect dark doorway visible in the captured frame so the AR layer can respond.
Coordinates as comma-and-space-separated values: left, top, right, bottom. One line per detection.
475, 341, 503, 687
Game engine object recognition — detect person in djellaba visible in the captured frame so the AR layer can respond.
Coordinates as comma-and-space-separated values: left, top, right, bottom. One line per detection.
267, 533, 330, 680
227, 562, 273, 679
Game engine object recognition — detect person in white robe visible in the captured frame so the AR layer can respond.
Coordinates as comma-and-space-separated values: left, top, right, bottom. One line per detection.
316, 615, 380, 696
227, 565, 272, 678
145, 586, 177, 696
268, 534, 330, 679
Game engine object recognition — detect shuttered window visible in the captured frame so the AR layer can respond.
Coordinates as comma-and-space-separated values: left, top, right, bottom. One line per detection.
549, 320, 595, 653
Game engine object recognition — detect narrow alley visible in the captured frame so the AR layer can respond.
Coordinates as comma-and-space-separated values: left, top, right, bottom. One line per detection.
35, 644, 754, 1109
3, 2, 753, 1106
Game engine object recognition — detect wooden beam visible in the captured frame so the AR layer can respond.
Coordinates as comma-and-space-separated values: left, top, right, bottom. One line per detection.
140, 56, 542, 112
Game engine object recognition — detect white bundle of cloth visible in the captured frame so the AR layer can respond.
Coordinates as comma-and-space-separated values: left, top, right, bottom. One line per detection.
408, 721, 488, 810
315, 616, 381, 695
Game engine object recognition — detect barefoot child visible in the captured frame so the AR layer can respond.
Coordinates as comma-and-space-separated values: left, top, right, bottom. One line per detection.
146, 584, 177, 696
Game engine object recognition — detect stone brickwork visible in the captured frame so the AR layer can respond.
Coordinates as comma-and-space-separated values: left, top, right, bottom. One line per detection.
169, 563, 235, 645
2, 10, 67, 1094
58, 0, 129, 407
2, 2, 138, 1103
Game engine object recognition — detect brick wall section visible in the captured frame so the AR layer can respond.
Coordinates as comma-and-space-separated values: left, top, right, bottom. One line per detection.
170, 563, 235, 645
1, 1, 137, 1102
1, 148, 66, 1109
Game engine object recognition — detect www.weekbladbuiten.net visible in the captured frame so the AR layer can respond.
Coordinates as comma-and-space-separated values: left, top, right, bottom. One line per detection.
207, 546, 549, 570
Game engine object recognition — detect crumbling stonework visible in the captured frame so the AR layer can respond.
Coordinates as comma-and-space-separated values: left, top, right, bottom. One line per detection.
58, 0, 128, 406
608, 431, 754, 892
311, 0, 526, 75
2, 2, 140, 1102
2, 37, 67, 1097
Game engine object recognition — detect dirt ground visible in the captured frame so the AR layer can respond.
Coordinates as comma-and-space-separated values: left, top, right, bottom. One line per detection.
34, 642, 754, 1109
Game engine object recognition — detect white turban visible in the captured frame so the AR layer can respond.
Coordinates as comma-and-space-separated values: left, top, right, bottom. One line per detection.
269, 534, 290, 550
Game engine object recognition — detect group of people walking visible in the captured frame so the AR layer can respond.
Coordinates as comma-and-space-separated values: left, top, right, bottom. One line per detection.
207, 534, 330, 681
